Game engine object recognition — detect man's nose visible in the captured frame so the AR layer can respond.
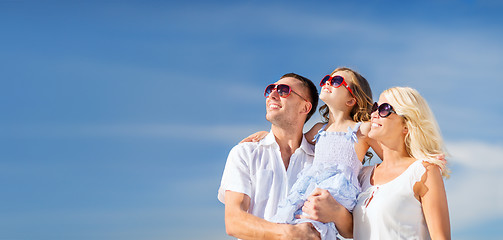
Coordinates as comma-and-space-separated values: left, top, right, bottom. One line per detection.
269, 87, 280, 99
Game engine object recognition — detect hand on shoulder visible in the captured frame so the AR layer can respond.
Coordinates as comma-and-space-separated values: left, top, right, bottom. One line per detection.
240, 131, 269, 143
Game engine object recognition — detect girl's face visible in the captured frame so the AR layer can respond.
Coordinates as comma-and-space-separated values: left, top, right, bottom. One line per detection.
368, 94, 407, 142
319, 71, 355, 107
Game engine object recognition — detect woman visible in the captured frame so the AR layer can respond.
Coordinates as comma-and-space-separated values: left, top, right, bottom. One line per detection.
352, 87, 451, 239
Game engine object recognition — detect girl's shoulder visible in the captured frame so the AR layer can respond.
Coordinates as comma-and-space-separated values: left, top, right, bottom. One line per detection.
305, 122, 326, 144
308, 122, 327, 133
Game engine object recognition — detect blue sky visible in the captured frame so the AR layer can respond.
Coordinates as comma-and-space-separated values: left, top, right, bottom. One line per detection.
1, 1, 502, 239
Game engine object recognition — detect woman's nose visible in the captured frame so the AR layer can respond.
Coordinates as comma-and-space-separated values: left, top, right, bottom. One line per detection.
371, 110, 379, 119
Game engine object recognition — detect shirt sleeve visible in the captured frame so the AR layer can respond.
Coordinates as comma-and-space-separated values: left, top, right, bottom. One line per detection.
217, 144, 253, 204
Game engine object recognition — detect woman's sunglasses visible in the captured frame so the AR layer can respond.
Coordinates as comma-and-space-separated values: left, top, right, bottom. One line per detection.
264, 84, 308, 101
371, 102, 398, 118
320, 75, 356, 98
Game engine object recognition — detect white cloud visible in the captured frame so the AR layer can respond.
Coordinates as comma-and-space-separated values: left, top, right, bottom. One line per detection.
445, 141, 503, 230
2, 123, 270, 144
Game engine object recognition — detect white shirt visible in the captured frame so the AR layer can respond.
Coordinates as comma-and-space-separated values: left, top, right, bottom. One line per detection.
353, 160, 431, 240
218, 130, 315, 221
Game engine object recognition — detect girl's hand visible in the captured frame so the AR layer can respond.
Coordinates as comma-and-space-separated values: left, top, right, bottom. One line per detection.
240, 131, 268, 143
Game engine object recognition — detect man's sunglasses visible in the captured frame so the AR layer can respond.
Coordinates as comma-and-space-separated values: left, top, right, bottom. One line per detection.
264, 84, 308, 101
371, 102, 398, 118
320, 75, 356, 99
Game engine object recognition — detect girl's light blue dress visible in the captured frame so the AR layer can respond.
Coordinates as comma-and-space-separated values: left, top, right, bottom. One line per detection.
271, 123, 363, 240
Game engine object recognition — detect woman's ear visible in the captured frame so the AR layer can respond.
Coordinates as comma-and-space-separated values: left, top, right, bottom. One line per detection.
403, 126, 408, 134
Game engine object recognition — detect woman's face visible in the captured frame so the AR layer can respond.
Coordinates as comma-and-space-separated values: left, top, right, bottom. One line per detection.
368, 94, 406, 142
319, 70, 355, 106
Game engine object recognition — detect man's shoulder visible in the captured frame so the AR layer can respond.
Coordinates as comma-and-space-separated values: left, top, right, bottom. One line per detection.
232, 141, 260, 152
230, 140, 273, 156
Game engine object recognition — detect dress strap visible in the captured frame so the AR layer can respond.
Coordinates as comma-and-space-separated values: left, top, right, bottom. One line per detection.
345, 122, 362, 143
312, 123, 328, 142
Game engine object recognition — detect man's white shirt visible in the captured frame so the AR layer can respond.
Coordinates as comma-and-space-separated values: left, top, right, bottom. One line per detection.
218, 130, 315, 221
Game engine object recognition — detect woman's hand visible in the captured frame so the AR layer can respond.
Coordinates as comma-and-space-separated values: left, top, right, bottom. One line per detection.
298, 188, 354, 238
298, 188, 342, 223
240, 131, 268, 143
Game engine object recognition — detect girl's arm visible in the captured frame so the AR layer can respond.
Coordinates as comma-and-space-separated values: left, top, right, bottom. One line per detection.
304, 122, 325, 145
415, 164, 451, 240
358, 122, 383, 160
240, 131, 269, 143
240, 123, 325, 144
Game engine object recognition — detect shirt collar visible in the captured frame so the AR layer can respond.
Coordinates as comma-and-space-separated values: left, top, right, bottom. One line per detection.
258, 130, 277, 147
259, 129, 315, 156
299, 134, 315, 156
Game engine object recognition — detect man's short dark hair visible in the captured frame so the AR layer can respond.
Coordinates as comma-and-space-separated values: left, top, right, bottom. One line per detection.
280, 73, 319, 123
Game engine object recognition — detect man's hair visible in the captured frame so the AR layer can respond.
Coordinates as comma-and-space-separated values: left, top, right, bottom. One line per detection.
280, 73, 319, 123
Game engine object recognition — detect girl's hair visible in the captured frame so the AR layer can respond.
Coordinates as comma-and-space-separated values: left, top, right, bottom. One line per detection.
319, 67, 373, 123
319, 67, 374, 163
382, 87, 450, 178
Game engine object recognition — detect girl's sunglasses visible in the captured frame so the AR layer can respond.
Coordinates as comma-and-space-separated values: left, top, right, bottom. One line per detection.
320, 75, 356, 99
264, 84, 308, 101
372, 102, 398, 118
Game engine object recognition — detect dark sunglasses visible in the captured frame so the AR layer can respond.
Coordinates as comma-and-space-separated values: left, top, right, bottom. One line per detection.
371, 102, 398, 118
320, 75, 356, 99
264, 84, 308, 101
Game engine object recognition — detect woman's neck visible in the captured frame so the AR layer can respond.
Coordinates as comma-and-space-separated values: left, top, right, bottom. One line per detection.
379, 141, 413, 167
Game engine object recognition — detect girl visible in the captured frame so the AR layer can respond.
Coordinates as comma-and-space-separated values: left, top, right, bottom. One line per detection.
353, 87, 450, 239
243, 67, 380, 239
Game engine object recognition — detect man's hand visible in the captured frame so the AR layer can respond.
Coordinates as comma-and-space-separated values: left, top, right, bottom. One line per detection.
285, 223, 320, 240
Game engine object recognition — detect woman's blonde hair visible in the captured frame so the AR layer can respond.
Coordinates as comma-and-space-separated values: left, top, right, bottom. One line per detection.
319, 67, 373, 122
382, 87, 450, 178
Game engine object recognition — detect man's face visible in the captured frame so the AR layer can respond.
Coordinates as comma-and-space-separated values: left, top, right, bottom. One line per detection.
265, 77, 309, 126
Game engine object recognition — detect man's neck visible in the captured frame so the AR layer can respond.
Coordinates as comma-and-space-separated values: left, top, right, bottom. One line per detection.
271, 124, 304, 170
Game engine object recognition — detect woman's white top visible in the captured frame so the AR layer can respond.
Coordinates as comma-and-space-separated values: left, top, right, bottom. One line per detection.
353, 160, 431, 240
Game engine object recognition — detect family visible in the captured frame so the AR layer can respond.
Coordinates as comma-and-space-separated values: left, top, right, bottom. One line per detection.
217, 67, 450, 240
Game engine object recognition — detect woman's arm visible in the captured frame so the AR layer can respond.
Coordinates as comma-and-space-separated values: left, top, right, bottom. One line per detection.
415, 164, 451, 240
298, 188, 354, 238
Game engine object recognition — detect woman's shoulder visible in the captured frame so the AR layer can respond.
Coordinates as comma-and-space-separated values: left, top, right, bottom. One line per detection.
419, 160, 443, 178
405, 159, 443, 186
358, 165, 374, 181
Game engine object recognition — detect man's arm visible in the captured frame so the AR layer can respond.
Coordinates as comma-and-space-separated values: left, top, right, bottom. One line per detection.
299, 188, 354, 238
224, 190, 320, 240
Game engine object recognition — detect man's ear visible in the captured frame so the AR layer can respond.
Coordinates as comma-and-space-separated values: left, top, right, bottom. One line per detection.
301, 101, 312, 115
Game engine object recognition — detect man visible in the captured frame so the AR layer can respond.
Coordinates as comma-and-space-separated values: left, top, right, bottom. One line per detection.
217, 73, 321, 239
